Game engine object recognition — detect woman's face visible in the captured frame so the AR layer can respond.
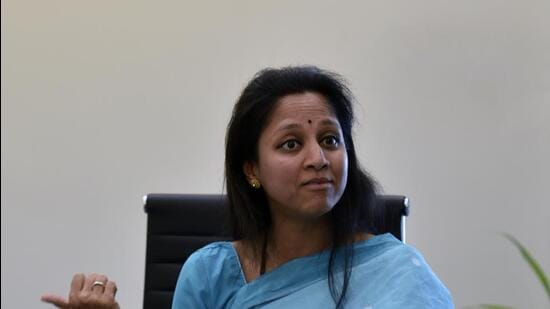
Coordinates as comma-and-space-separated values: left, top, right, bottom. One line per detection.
245, 92, 348, 222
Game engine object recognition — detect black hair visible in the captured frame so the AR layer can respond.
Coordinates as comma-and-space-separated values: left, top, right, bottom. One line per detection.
224, 66, 379, 308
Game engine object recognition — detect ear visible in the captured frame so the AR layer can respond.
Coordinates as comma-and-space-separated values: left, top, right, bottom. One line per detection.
243, 160, 260, 182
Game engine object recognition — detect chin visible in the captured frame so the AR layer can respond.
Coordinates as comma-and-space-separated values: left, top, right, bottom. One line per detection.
301, 199, 335, 218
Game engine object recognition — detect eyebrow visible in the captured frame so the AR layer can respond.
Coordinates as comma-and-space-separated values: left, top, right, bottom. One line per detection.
275, 119, 341, 133
320, 119, 340, 127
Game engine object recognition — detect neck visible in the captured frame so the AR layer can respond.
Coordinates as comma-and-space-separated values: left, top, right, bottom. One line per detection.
263, 214, 332, 272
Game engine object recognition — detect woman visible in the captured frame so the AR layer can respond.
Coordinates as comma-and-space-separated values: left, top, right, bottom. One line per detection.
42, 66, 453, 308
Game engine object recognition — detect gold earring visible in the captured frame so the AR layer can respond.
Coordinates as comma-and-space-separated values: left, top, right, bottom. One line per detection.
250, 179, 261, 189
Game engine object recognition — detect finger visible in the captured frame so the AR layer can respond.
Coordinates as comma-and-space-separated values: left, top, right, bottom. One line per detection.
70, 273, 85, 292
92, 274, 108, 294
41, 294, 69, 308
69, 273, 85, 303
104, 280, 118, 299
82, 273, 97, 292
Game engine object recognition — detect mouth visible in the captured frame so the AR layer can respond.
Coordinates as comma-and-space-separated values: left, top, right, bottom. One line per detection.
302, 177, 333, 188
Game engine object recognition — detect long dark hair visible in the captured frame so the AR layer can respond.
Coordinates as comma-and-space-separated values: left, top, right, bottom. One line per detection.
225, 66, 379, 307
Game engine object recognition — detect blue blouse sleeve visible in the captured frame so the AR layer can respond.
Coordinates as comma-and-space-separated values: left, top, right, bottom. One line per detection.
172, 250, 211, 309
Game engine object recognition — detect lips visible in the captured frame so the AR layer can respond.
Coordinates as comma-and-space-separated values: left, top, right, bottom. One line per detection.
302, 177, 332, 186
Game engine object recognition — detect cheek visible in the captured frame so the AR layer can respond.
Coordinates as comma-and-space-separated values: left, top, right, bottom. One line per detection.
341, 156, 349, 188
333, 151, 349, 190
259, 158, 298, 192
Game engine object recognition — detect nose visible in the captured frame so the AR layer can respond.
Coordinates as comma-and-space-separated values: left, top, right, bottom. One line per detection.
304, 143, 329, 170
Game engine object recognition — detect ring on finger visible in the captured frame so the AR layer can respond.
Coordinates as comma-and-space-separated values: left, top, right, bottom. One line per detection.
92, 281, 106, 288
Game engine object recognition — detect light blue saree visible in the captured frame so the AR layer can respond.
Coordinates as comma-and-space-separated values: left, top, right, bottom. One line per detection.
172, 233, 453, 308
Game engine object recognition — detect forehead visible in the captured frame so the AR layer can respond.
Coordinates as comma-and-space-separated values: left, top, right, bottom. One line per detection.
266, 92, 337, 126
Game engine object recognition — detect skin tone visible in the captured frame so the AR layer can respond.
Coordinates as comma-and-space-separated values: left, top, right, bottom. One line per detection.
237, 92, 372, 283
41, 273, 119, 309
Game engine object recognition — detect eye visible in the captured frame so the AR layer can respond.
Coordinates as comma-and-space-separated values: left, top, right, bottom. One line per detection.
279, 139, 301, 151
321, 135, 340, 148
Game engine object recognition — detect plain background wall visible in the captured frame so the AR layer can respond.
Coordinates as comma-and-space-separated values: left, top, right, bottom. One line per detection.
2, 0, 549, 308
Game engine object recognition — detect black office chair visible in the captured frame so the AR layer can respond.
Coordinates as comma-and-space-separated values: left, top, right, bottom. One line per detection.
142, 194, 410, 309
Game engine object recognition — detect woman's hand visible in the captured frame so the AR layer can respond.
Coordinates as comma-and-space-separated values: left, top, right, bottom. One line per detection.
41, 273, 119, 309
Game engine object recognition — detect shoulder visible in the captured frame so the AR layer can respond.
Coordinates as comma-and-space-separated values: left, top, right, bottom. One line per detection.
356, 233, 437, 267
179, 242, 235, 276
188, 241, 235, 262
353, 233, 406, 259
354, 234, 454, 308
390, 245, 454, 307
172, 242, 244, 309
178, 241, 238, 282
365, 234, 448, 286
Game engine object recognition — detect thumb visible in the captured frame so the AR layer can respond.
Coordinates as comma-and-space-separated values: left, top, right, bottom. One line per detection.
41, 294, 69, 308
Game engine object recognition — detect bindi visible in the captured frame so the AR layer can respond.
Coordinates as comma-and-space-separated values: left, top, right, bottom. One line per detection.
307, 119, 312, 124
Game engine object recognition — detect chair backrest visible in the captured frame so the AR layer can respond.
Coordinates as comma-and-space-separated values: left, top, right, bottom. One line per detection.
142, 193, 410, 309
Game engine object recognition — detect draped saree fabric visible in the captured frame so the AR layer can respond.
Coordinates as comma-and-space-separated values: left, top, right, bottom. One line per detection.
172, 233, 453, 308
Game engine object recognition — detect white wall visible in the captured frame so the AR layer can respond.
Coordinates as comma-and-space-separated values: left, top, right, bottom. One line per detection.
2, 1, 549, 308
